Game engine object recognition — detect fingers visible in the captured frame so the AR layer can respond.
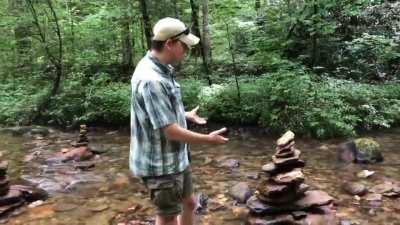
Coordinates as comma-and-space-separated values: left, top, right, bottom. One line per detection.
210, 127, 228, 136
192, 105, 200, 113
195, 117, 207, 125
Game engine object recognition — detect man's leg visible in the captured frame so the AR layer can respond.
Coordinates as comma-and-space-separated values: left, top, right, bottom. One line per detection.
178, 194, 196, 225
156, 214, 179, 225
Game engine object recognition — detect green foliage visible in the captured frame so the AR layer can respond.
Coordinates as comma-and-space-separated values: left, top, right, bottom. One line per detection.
1, 0, 400, 139
337, 33, 400, 80
0, 77, 49, 125
44, 73, 130, 126
181, 68, 400, 139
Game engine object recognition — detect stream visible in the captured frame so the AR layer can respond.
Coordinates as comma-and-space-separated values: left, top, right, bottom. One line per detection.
0, 126, 399, 225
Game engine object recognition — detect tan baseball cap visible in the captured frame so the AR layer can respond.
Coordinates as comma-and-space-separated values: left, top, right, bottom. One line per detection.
152, 17, 200, 47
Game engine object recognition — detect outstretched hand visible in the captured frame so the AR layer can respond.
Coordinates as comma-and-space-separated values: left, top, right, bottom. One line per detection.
208, 127, 229, 144
186, 106, 207, 125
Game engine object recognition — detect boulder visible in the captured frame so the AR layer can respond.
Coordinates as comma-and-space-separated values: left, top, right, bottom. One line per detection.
338, 138, 383, 164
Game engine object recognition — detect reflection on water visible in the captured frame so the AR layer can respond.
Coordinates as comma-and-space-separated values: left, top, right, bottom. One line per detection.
0, 127, 400, 225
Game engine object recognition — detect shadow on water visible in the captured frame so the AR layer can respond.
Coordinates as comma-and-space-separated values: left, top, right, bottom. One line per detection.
0, 127, 399, 224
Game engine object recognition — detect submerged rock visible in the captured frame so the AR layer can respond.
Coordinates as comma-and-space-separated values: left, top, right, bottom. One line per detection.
342, 182, 368, 196
217, 159, 240, 169
229, 182, 253, 203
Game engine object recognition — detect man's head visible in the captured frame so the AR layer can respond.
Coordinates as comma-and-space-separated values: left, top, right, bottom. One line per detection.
151, 17, 200, 64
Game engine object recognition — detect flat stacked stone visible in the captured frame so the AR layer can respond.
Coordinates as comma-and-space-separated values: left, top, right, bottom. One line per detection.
247, 131, 337, 225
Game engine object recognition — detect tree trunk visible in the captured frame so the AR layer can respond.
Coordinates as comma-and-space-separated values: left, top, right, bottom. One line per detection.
10, 0, 32, 69
202, 0, 212, 66
189, 0, 201, 57
172, 0, 180, 19
26, 0, 63, 122
190, 0, 212, 85
120, 0, 134, 76
255, 0, 261, 13
225, 22, 241, 103
138, 0, 152, 50
311, 0, 318, 67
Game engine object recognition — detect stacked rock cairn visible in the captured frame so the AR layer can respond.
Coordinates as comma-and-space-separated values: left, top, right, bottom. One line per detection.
73, 124, 89, 147
0, 160, 47, 216
246, 131, 336, 224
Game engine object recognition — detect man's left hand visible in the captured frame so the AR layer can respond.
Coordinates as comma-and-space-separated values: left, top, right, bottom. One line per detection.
186, 106, 207, 125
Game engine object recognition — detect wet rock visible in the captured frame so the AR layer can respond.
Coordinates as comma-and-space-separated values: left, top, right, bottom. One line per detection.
295, 190, 334, 209
0, 200, 24, 217
272, 149, 301, 168
338, 138, 383, 164
29, 127, 50, 137
88, 143, 109, 154
370, 181, 400, 197
112, 173, 131, 188
272, 169, 304, 185
36, 179, 65, 194
89, 203, 109, 212
56, 146, 94, 162
229, 182, 253, 203
74, 161, 95, 170
262, 160, 305, 175
342, 182, 368, 196
28, 200, 45, 208
21, 185, 48, 201
10, 185, 48, 202
257, 180, 291, 197
0, 189, 24, 206
340, 219, 358, 225
303, 204, 338, 225
232, 206, 250, 220
217, 159, 240, 169
357, 170, 375, 178
365, 193, 382, 206
248, 214, 301, 225
246, 172, 260, 180
54, 203, 78, 212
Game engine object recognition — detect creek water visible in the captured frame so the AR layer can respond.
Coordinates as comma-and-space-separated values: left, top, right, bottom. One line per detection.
0, 127, 399, 225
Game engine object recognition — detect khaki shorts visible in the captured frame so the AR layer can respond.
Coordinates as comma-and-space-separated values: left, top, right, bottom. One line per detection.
142, 167, 193, 215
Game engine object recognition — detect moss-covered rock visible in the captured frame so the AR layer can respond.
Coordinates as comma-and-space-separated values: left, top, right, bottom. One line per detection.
338, 137, 383, 164
354, 138, 383, 163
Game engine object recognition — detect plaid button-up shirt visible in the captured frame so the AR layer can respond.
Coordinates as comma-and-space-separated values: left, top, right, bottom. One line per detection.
129, 52, 189, 177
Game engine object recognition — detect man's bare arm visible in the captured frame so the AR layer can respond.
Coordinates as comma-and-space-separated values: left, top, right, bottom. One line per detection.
163, 123, 228, 145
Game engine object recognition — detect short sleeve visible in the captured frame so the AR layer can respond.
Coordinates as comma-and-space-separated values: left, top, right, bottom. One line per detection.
142, 80, 177, 129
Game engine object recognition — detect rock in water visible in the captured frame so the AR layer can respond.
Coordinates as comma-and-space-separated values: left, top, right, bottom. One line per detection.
342, 182, 368, 196
229, 182, 253, 203
338, 137, 383, 164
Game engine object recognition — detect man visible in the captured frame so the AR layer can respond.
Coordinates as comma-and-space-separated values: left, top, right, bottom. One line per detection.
130, 17, 228, 225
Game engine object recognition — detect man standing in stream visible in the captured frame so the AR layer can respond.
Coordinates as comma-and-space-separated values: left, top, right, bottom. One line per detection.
130, 17, 229, 225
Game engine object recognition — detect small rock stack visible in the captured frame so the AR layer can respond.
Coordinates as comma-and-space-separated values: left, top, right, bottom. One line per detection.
0, 160, 24, 216
0, 161, 9, 196
246, 131, 337, 225
0, 160, 47, 217
73, 125, 89, 147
